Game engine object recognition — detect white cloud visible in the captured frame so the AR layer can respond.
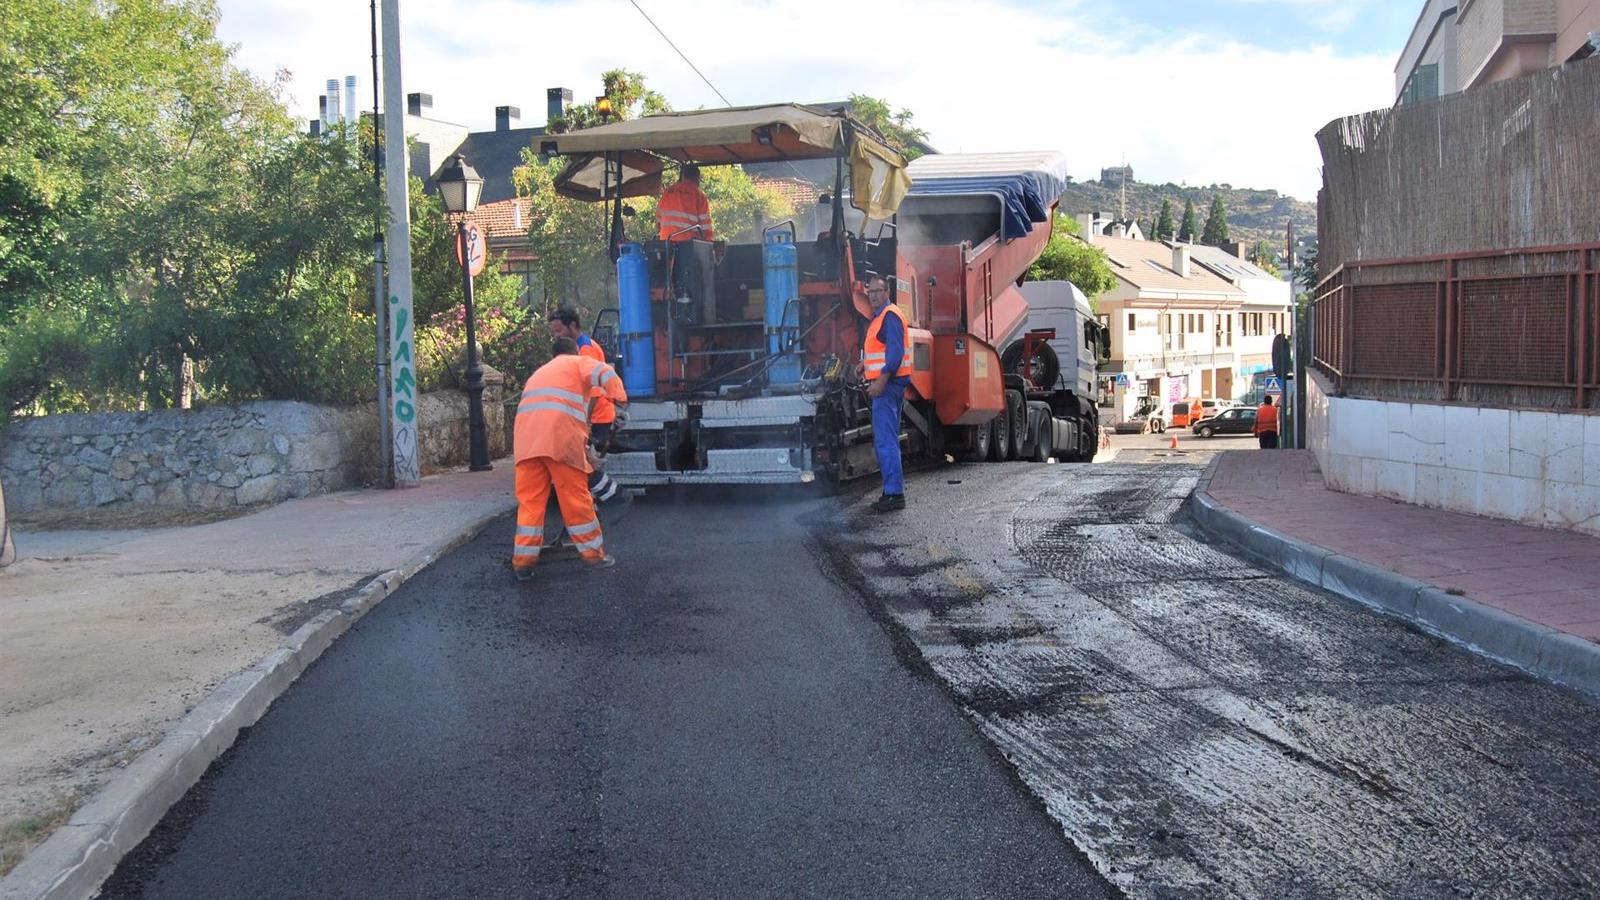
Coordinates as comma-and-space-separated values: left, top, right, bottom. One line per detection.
216, 0, 1394, 200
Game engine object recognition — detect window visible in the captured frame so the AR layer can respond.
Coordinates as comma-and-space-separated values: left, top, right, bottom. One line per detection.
1127, 313, 1136, 333
1399, 63, 1439, 106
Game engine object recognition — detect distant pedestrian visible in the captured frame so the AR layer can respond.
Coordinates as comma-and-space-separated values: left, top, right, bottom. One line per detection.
1254, 395, 1279, 449
511, 337, 628, 581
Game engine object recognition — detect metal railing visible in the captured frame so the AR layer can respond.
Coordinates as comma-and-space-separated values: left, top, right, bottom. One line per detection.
1311, 243, 1600, 408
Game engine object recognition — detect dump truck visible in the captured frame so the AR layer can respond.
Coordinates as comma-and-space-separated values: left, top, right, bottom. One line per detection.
544, 103, 1103, 485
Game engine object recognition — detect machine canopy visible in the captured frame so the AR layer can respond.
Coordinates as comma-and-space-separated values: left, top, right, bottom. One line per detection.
551, 103, 910, 218
903, 151, 1071, 241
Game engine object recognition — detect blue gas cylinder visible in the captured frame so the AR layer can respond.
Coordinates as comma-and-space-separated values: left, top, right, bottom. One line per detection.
616, 243, 655, 397
762, 230, 803, 385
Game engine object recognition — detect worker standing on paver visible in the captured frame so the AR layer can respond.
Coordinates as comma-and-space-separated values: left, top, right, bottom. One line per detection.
657, 164, 714, 242
1254, 395, 1280, 449
512, 337, 628, 580
863, 275, 912, 512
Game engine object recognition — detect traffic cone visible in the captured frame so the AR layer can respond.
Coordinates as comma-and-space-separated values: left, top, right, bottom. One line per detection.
1169, 433, 1179, 450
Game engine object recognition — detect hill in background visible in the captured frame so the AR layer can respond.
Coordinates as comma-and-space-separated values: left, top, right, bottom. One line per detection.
1062, 172, 1316, 254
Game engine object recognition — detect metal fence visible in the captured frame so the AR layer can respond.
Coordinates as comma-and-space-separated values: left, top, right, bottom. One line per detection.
1312, 245, 1600, 409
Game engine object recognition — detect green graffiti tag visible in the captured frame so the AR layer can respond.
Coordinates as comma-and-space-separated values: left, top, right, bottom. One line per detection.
394, 399, 415, 423
394, 361, 416, 399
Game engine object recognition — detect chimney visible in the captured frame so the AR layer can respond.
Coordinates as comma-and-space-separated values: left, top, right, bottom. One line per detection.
407, 92, 432, 117
318, 95, 328, 129
344, 76, 358, 130
1172, 243, 1191, 278
495, 105, 521, 131
1077, 213, 1096, 244
1111, 222, 1127, 239
326, 78, 342, 125
547, 87, 572, 126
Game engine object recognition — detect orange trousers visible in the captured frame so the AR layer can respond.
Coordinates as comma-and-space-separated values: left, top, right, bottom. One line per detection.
513, 457, 605, 570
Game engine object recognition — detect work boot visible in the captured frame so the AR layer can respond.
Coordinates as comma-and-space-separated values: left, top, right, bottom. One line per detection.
513, 566, 536, 583
585, 555, 617, 570
872, 494, 906, 513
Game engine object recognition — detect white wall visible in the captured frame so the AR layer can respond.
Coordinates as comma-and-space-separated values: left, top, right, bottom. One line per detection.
1307, 372, 1600, 536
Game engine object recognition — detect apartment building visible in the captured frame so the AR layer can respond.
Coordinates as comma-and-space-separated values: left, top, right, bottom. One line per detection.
1084, 234, 1246, 423
1397, 0, 1600, 103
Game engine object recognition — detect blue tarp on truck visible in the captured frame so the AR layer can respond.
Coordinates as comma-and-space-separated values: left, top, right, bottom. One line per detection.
904, 151, 1071, 241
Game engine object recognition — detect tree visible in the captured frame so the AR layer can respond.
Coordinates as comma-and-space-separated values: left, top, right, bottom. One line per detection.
1153, 198, 1176, 241
1247, 241, 1281, 277
846, 94, 931, 160
545, 69, 670, 134
1177, 198, 1199, 242
1027, 215, 1118, 302
1293, 245, 1319, 291
1201, 195, 1230, 246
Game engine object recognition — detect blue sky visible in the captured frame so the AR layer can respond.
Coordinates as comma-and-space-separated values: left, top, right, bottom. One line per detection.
217, 0, 1413, 200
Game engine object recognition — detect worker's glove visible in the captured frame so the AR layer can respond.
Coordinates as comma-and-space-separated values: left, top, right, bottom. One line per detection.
612, 405, 630, 430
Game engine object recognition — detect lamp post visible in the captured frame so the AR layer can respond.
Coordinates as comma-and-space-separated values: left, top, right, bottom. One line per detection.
436, 153, 492, 472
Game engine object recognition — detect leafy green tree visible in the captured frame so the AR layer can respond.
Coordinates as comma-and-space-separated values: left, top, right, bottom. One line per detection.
545, 69, 670, 134
846, 94, 930, 160
1247, 240, 1281, 276
1028, 215, 1118, 302
1153, 198, 1176, 241
1293, 245, 1319, 290
1201, 195, 1230, 246
1177, 198, 1199, 242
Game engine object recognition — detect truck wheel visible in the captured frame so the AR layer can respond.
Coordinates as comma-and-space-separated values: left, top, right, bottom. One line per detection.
1033, 416, 1054, 462
966, 422, 991, 461
1006, 391, 1027, 460
1079, 420, 1096, 461
989, 404, 1010, 461
1152, 418, 1166, 434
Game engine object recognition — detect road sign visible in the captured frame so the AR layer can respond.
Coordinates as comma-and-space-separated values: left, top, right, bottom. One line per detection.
1264, 376, 1283, 395
456, 224, 486, 277
1115, 373, 1130, 388
1271, 333, 1292, 380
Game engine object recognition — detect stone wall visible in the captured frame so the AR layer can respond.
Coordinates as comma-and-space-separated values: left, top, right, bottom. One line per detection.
1306, 369, 1600, 537
0, 386, 505, 517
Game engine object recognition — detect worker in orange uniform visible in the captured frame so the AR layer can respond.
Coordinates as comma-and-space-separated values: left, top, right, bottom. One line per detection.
863, 275, 912, 512
1254, 394, 1280, 449
657, 164, 714, 242
547, 307, 625, 507
512, 336, 629, 581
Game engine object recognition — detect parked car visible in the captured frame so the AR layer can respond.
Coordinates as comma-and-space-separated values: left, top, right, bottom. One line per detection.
1192, 406, 1257, 438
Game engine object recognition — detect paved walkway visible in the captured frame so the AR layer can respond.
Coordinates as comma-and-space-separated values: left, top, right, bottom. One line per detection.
1204, 450, 1600, 642
0, 467, 514, 874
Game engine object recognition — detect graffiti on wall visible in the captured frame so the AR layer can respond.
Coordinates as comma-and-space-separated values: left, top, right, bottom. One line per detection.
390, 293, 420, 485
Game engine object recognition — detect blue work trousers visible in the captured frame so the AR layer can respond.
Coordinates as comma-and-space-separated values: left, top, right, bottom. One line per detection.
872, 378, 908, 497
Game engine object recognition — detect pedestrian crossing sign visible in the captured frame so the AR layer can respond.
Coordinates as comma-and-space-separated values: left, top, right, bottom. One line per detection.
1264, 376, 1283, 394
1115, 374, 1130, 388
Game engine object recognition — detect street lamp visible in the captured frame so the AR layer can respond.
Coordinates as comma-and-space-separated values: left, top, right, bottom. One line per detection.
435, 153, 492, 472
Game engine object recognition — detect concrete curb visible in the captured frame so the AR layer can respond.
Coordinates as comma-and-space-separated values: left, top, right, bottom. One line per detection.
1190, 455, 1600, 701
0, 503, 511, 900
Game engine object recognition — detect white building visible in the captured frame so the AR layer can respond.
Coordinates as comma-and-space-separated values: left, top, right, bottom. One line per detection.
1187, 243, 1295, 399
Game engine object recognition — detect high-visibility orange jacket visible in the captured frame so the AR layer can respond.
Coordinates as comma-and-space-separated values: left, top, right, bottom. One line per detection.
863, 304, 914, 379
514, 354, 627, 473
657, 180, 714, 242
576, 334, 617, 425
1254, 403, 1279, 435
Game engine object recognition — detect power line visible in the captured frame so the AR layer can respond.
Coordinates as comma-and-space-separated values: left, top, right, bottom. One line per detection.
626, 0, 732, 106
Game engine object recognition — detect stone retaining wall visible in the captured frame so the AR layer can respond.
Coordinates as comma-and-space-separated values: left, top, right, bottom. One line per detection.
0, 386, 505, 517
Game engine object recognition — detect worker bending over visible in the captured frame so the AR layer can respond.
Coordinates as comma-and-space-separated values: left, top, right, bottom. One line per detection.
657, 164, 714, 242
547, 307, 624, 505
512, 337, 629, 581
863, 275, 911, 512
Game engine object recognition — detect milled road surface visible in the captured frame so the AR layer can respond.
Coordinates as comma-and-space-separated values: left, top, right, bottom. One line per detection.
816, 460, 1600, 898
99, 490, 1112, 900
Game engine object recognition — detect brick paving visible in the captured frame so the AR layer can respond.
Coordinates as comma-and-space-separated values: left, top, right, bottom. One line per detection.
1203, 450, 1600, 641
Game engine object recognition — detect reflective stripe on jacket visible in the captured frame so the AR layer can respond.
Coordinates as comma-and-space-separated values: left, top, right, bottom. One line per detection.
657, 181, 714, 242
577, 335, 617, 425
863, 304, 914, 379
514, 354, 628, 472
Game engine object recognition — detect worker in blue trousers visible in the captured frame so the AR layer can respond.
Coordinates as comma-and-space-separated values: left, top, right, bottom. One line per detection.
862, 275, 912, 512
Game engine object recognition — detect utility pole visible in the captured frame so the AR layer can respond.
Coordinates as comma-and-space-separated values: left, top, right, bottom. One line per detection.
381, 0, 420, 487
1289, 219, 1307, 449
370, 0, 391, 487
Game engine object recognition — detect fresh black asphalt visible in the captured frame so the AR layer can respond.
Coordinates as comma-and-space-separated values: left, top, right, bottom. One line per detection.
100, 489, 1114, 899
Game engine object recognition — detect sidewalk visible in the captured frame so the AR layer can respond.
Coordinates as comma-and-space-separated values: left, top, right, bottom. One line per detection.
0, 467, 514, 881
1193, 450, 1600, 696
